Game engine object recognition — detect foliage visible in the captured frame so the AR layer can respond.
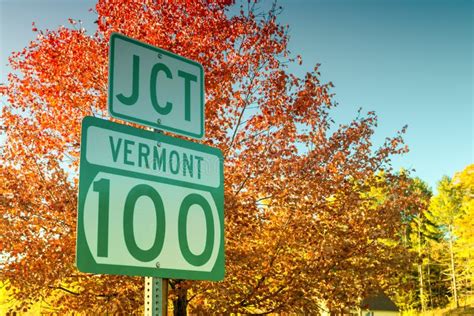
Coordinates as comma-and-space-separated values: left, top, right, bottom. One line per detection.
451, 165, 474, 300
427, 169, 472, 306
396, 165, 473, 313
1, 0, 421, 313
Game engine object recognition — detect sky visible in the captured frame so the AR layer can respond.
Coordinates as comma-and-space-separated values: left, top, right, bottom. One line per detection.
1, 0, 472, 191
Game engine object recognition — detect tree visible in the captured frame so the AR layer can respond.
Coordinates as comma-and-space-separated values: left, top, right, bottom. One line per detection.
427, 165, 473, 308
429, 177, 463, 307
452, 165, 474, 302
1, 0, 419, 313
406, 179, 435, 312
391, 178, 455, 312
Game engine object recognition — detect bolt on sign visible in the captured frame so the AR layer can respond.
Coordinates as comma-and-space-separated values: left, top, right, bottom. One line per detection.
108, 33, 205, 139
76, 116, 224, 280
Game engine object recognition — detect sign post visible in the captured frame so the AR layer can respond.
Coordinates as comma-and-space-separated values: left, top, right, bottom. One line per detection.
144, 277, 168, 316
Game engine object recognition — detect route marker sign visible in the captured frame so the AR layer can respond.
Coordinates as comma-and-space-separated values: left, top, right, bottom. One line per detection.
76, 116, 224, 280
108, 33, 205, 139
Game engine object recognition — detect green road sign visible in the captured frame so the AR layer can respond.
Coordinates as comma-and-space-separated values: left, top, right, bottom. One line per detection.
108, 33, 205, 139
76, 116, 224, 280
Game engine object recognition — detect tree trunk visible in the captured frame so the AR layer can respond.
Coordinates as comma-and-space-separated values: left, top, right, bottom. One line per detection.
427, 255, 434, 308
418, 225, 426, 312
448, 224, 459, 308
172, 281, 188, 316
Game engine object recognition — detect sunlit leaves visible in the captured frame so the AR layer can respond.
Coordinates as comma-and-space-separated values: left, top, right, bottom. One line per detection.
0, 0, 420, 313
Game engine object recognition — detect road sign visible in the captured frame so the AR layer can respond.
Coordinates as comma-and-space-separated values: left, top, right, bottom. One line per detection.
108, 33, 205, 139
76, 116, 224, 280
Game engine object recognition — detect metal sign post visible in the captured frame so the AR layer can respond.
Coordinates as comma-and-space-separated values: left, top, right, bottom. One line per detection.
144, 277, 161, 315
145, 128, 168, 316
144, 277, 168, 315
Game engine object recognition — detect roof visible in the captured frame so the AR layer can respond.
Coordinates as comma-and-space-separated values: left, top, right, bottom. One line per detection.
360, 293, 399, 311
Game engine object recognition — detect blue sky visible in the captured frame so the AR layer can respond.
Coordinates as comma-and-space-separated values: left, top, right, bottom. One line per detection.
1, 0, 472, 191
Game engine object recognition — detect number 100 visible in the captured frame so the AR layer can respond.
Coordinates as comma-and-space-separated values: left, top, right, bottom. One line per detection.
93, 179, 214, 267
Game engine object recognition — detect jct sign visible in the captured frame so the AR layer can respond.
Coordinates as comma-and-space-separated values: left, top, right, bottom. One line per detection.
108, 33, 204, 139
76, 117, 224, 280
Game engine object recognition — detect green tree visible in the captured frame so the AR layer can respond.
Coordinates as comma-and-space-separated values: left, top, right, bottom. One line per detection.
408, 179, 436, 311
389, 177, 446, 312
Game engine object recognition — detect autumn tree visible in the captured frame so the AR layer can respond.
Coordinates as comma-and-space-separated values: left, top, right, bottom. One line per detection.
389, 177, 454, 312
452, 165, 474, 298
428, 177, 464, 307
1, 0, 420, 314
426, 165, 473, 308
394, 166, 473, 313
388, 178, 432, 311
